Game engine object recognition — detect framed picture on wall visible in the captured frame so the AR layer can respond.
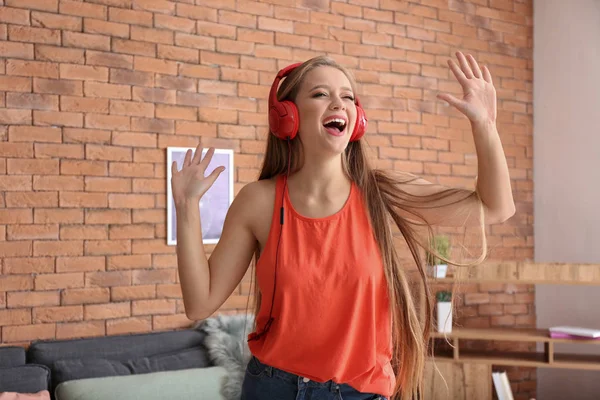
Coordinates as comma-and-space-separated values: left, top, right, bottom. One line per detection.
166, 147, 234, 246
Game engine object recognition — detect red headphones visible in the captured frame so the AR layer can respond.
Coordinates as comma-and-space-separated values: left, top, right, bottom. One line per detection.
268, 63, 368, 142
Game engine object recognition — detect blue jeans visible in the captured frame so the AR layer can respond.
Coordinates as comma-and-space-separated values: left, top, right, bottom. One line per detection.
241, 355, 388, 400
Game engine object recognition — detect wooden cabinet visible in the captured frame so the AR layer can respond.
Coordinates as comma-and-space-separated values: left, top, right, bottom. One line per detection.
423, 361, 492, 400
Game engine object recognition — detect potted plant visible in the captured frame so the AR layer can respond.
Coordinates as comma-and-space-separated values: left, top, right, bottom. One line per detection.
426, 235, 450, 278
436, 291, 453, 333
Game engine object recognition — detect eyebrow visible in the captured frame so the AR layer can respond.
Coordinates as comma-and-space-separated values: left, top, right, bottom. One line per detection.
309, 84, 353, 92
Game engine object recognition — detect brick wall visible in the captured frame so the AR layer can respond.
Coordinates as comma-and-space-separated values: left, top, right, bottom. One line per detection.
0, 0, 533, 398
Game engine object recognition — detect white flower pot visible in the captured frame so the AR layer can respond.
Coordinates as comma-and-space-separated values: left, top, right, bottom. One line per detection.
437, 301, 453, 333
433, 264, 448, 278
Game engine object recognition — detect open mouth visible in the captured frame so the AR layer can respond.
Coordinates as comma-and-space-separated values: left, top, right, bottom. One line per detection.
323, 118, 347, 136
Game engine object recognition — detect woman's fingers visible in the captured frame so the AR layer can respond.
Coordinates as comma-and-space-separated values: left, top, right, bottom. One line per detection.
448, 59, 467, 84
482, 65, 493, 84
183, 148, 193, 167
466, 54, 482, 78
456, 51, 474, 79
200, 147, 215, 171
191, 143, 203, 165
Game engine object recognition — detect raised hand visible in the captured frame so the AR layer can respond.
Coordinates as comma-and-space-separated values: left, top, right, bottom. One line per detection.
437, 51, 497, 126
171, 145, 225, 207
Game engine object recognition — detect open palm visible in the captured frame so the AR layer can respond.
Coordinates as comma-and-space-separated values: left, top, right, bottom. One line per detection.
438, 52, 497, 125
171, 145, 224, 206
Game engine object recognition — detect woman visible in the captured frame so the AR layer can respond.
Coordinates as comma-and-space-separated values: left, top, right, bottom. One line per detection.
171, 53, 515, 400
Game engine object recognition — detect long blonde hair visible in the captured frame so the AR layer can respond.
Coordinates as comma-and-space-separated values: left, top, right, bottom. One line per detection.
249, 56, 486, 400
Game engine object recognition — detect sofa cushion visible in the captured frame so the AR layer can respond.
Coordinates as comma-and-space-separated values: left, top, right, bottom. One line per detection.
0, 347, 26, 368
0, 365, 50, 393
51, 345, 210, 384
0, 390, 50, 400
54, 367, 227, 400
27, 329, 206, 366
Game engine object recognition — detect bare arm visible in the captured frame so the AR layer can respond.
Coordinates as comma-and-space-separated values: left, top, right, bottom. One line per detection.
171, 146, 258, 320
176, 184, 258, 320
395, 51, 515, 228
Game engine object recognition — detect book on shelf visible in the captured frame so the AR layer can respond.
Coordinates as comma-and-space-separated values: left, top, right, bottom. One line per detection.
548, 326, 600, 339
492, 371, 514, 400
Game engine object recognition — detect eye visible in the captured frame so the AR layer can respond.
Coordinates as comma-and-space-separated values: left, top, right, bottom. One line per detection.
344, 95, 355, 101
312, 92, 327, 98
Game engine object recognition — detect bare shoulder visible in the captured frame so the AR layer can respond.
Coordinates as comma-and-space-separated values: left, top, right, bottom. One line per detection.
235, 178, 277, 248
235, 178, 276, 210
231, 178, 276, 234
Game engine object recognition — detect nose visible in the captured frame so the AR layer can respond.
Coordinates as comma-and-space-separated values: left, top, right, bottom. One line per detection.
329, 95, 345, 111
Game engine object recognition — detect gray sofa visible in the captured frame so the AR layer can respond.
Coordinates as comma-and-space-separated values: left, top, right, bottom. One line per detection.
0, 314, 252, 400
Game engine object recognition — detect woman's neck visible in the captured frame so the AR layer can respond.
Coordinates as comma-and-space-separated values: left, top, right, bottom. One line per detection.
288, 155, 351, 198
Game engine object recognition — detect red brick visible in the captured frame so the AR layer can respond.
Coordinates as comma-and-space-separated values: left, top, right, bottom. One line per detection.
60, 225, 108, 240
112, 38, 156, 57
61, 96, 109, 113
34, 78, 82, 96
132, 0, 175, 15
84, 18, 129, 38
33, 305, 83, 323
60, 64, 108, 81
132, 269, 176, 285
35, 45, 84, 64
7, 224, 58, 240
85, 114, 130, 131
34, 111, 83, 127
134, 56, 178, 75
157, 44, 199, 63
156, 104, 197, 121
84, 302, 130, 320
86, 50, 133, 69
197, 21, 236, 39
132, 299, 176, 315
7, 60, 58, 78
176, 3, 217, 20
31, 11, 82, 31
84, 81, 130, 100
154, 14, 195, 33
131, 117, 174, 133
63, 31, 110, 51
55, 321, 105, 339
108, 193, 154, 209
8, 26, 60, 46
108, 7, 153, 26
0, 309, 32, 326
131, 26, 173, 45
61, 288, 109, 305
3, 323, 56, 342
107, 317, 153, 335
7, 291, 59, 308
35, 273, 84, 290
0, 7, 31, 25
7, 93, 59, 111
60, 0, 106, 18
0, 76, 32, 92
56, 256, 105, 273
5, 0, 57, 12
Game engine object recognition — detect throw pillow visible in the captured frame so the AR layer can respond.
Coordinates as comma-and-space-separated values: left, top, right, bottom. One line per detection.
51, 345, 210, 385
54, 367, 227, 400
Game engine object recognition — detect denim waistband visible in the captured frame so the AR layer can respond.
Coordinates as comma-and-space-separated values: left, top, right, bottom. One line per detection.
252, 356, 341, 393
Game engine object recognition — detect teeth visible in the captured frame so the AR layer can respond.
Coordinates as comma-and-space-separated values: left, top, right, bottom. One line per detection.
324, 118, 346, 127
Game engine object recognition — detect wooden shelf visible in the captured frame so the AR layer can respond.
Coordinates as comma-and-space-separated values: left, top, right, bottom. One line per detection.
431, 327, 600, 345
430, 328, 600, 371
427, 261, 600, 285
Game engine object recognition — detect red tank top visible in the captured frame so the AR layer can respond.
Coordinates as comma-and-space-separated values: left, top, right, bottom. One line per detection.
248, 174, 395, 397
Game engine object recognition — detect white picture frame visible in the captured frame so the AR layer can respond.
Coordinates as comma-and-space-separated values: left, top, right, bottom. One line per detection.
166, 147, 234, 245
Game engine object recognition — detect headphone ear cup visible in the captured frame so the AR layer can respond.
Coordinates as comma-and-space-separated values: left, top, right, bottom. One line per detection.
269, 100, 299, 140
350, 105, 367, 142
